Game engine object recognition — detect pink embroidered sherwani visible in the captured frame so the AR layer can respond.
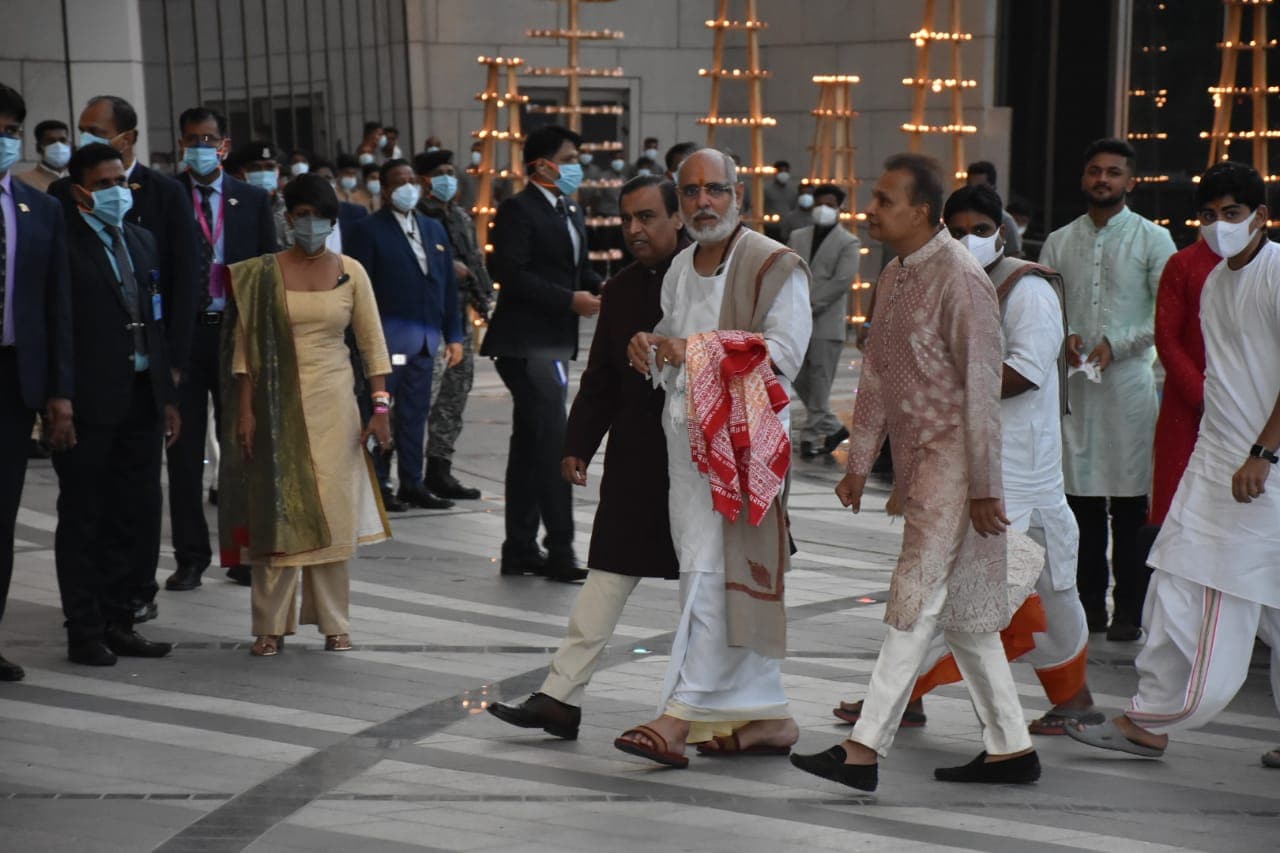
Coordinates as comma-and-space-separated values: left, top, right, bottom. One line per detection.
847, 229, 1009, 633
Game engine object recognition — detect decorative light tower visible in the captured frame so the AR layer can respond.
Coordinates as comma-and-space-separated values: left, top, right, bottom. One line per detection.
471, 55, 527, 252
699, 0, 776, 231
1203, 0, 1277, 181
523, 0, 626, 263
806, 74, 872, 325
901, 0, 977, 186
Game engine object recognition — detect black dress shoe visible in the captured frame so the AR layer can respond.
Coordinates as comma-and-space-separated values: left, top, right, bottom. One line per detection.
543, 553, 588, 583
0, 652, 25, 681
1106, 620, 1142, 642
105, 625, 172, 658
68, 640, 117, 667
380, 486, 409, 512
1085, 608, 1109, 633
426, 458, 482, 500
226, 565, 252, 586
398, 484, 455, 510
790, 744, 878, 791
165, 563, 205, 591
132, 601, 158, 623
822, 426, 851, 455
487, 692, 581, 739
934, 750, 1041, 784
799, 440, 817, 460
500, 549, 547, 576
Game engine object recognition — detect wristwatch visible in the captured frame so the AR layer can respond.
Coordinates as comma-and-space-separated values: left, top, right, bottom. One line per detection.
1250, 444, 1279, 464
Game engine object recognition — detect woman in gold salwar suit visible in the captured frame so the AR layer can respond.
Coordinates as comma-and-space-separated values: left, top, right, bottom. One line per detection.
218, 174, 393, 657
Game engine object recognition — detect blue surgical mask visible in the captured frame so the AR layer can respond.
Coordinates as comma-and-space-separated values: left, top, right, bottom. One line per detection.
0, 136, 20, 174
292, 215, 333, 255
79, 130, 113, 148
358, 152, 375, 166
579, 152, 593, 166
88, 185, 134, 227
430, 174, 458, 202
378, 134, 388, 150
184, 144, 221, 177
366, 179, 381, 196
636, 168, 652, 178
611, 158, 626, 172
553, 162, 583, 196
340, 175, 358, 192
246, 169, 278, 192
391, 181, 421, 212
43, 141, 72, 171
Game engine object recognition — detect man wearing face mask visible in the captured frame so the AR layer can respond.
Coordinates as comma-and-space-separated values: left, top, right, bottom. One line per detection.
1068, 161, 1280, 769
15, 119, 71, 192
1039, 139, 1175, 642
779, 189, 815, 242
966, 161, 1023, 259
414, 149, 491, 501
345, 158, 463, 511
287, 150, 312, 182
48, 95, 201, 622
335, 154, 374, 211
763, 159, 798, 241
642, 137, 660, 164
356, 121, 386, 166
54, 143, 180, 666
165, 107, 278, 593
361, 163, 382, 212
788, 183, 859, 461
229, 141, 290, 248
481, 125, 602, 582
0, 83, 74, 681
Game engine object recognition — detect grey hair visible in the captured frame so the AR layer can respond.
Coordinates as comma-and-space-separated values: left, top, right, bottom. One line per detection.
674, 148, 738, 187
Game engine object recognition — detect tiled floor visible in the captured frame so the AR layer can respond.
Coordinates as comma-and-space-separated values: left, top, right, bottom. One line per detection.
1, 340, 1276, 852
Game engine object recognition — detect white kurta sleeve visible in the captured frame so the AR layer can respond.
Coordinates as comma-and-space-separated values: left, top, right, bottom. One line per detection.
652, 259, 681, 338
1002, 275, 1064, 390
761, 266, 813, 381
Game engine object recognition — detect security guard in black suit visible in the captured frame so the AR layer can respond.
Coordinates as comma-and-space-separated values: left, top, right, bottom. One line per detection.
54, 144, 179, 666
166, 107, 278, 592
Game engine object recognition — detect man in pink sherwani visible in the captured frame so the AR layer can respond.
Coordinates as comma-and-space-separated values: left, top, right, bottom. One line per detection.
791, 154, 1041, 792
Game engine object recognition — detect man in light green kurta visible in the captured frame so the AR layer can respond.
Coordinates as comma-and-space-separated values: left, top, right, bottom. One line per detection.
1039, 138, 1175, 641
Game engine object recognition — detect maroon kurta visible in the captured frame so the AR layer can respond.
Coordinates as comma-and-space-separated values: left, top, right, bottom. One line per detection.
563, 254, 681, 579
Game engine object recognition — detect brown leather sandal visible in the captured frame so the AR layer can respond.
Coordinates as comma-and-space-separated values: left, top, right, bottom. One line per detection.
251, 635, 282, 657
613, 725, 689, 768
324, 634, 353, 651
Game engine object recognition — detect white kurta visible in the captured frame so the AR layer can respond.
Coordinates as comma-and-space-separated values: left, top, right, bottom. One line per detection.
1040, 207, 1175, 496
1148, 240, 1280, 607
999, 275, 1079, 591
653, 239, 811, 724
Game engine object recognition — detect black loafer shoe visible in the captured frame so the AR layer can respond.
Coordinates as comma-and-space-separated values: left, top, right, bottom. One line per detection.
934, 750, 1041, 784
165, 563, 205, 591
398, 485, 454, 510
133, 601, 158, 623
790, 744, 878, 791
105, 626, 172, 658
0, 652, 25, 681
500, 547, 547, 576
226, 565, 252, 586
487, 692, 581, 739
1106, 620, 1142, 642
379, 486, 409, 512
68, 640, 117, 667
543, 553, 587, 583
799, 440, 818, 459
1085, 609, 1109, 633
822, 426, 851, 455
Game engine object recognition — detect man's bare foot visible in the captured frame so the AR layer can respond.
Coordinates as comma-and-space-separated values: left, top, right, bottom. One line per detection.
1112, 714, 1168, 751
696, 717, 799, 752
839, 738, 878, 766
616, 714, 689, 754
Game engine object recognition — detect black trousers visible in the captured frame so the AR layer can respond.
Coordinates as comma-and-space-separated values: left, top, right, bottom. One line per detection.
167, 321, 222, 568
53, 373, 163, 643
494, 357, 574, 557
1067, 494, 1151, 625
0, 349, 36, 624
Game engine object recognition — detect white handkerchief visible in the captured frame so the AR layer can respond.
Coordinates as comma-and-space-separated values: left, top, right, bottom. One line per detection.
1067, 360, 1103, 383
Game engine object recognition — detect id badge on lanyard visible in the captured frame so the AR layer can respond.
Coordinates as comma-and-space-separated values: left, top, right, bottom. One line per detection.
193, 186, 228, 298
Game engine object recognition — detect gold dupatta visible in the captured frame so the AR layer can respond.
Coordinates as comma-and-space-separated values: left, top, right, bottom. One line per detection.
217, 254, 330, 565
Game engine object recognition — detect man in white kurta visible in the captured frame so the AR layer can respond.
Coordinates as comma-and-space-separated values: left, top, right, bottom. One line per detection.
1068, 162, 1280, 764
615, 150, 811, 767
1039, 139, 1175, 639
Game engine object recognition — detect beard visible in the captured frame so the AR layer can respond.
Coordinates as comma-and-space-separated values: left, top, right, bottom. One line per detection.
685, 199, 741, 244
1085, 186, 1126, 209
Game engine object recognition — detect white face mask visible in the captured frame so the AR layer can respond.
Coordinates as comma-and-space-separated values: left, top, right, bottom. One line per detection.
643, 147, 659, 161
797, 193, 814, 210
1015, 223, 1029, 237
470, 150, 483, 166
811, 204, 838, 227
1200, 215, 1256, 259
290, 161, 309, 176
775, 171, 790, 185
960, 232, 1003, 268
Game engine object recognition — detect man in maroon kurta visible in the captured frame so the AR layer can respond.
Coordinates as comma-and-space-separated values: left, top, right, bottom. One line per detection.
488, 176, 684, 739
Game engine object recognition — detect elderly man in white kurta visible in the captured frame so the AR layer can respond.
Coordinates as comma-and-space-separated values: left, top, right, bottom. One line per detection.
1068, 161, 1280, 766
1039, 138, 1175, 640
615, 150, 812, 768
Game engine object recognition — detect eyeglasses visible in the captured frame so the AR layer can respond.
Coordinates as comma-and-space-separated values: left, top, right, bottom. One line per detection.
181, 133, 223, 146
678, 182, 735, 200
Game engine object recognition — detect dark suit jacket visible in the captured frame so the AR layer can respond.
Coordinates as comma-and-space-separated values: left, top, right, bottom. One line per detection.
344, 206, 462, 359
337, 200, 369, 240
480, 184, 602, 360
177, 171, 278, 273
50, 163, 201, 371
66, 215, 175, 425
8, 178, 73, 410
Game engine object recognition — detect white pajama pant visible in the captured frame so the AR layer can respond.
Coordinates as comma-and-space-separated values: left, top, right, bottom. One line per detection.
1128, 570, 1280, 734
541, 569, 642, 707
852, 581, 1033, 758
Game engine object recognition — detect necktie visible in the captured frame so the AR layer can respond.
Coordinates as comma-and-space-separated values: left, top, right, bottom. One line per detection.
0, 183, 7, 339
105, 224, 148, 362
197, 184, 215, 308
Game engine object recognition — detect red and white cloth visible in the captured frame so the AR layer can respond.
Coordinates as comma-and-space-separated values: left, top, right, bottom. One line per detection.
684, 330, 790, 526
